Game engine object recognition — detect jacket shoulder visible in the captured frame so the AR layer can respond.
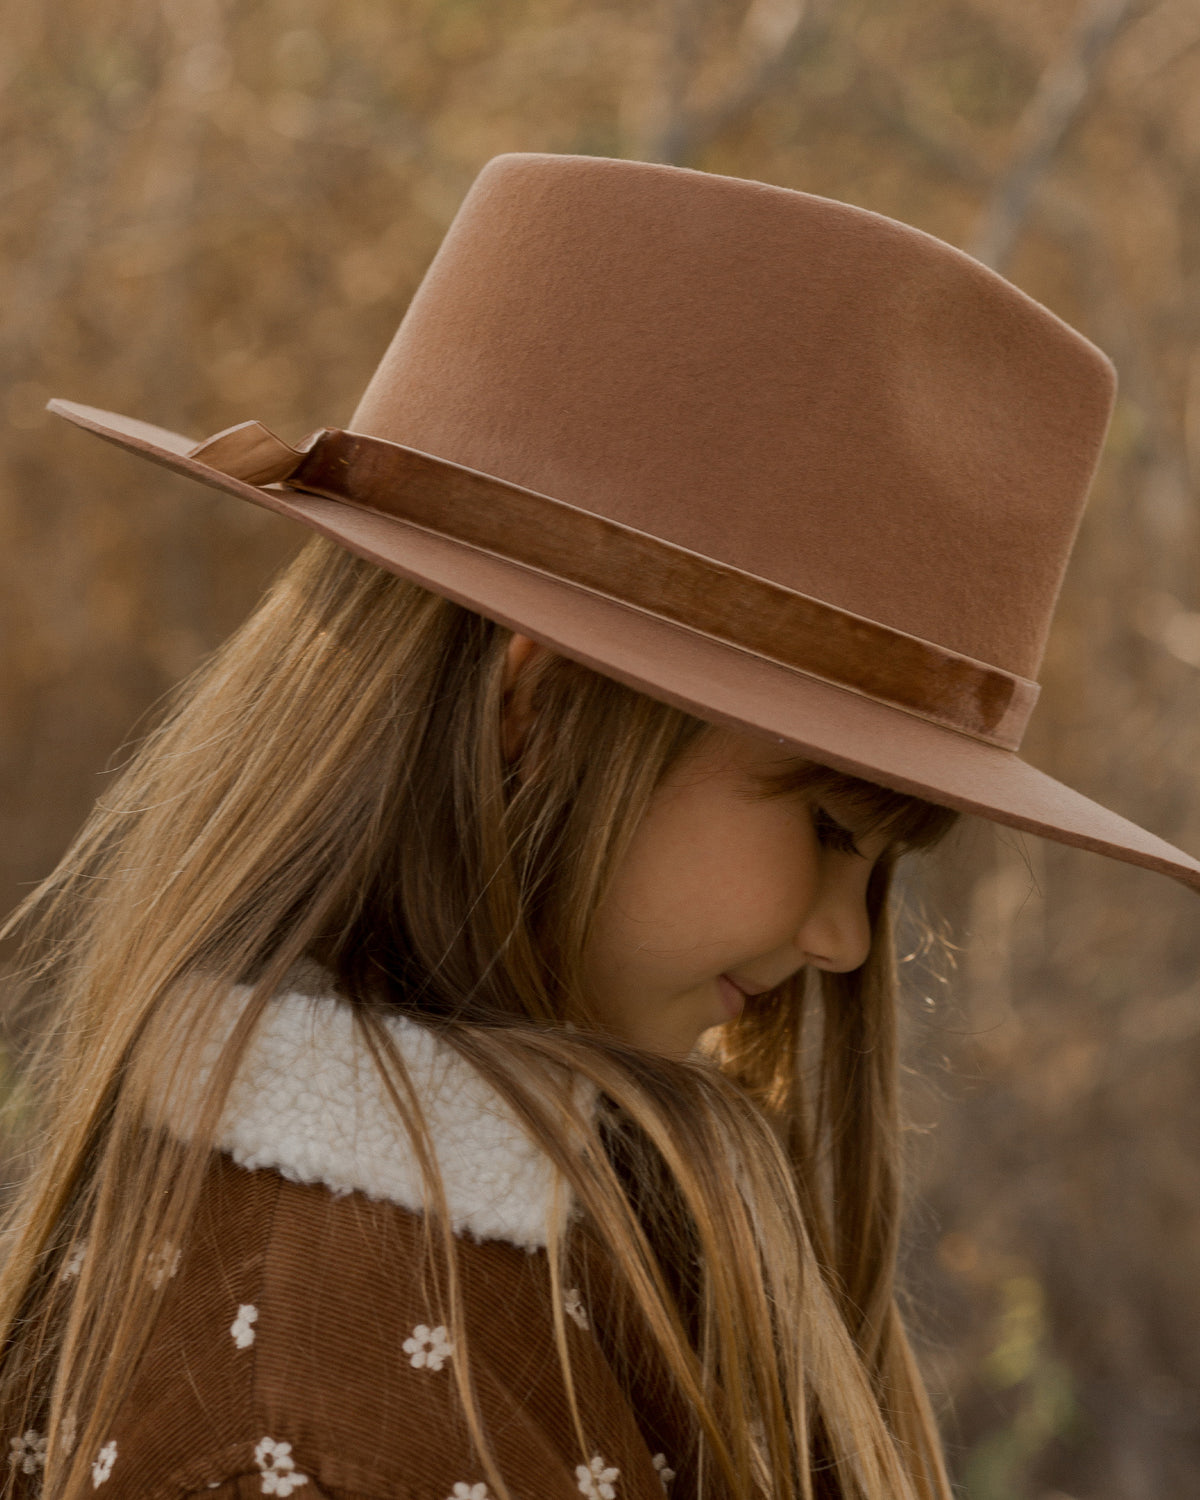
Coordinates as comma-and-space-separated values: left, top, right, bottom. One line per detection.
97, 1152, 679, 1500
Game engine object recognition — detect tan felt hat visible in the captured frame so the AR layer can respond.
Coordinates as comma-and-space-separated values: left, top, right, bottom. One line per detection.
48, 152, 1200, 892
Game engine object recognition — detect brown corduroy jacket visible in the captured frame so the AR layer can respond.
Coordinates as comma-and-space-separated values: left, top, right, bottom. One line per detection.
75, 990, 694, 1499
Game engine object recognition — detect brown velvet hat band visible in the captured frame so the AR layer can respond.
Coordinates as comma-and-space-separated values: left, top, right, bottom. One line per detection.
188, 418, 1039, 750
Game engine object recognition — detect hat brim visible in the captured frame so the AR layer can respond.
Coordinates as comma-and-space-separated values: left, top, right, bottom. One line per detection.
49, 399, 1200, 894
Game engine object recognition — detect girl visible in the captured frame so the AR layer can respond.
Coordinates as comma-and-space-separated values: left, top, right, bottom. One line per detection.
2, 153, 1197, 1500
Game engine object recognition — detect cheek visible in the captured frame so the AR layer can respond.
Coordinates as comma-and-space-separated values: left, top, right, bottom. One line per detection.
589, 792, 821, 977
701, 808, 823, 939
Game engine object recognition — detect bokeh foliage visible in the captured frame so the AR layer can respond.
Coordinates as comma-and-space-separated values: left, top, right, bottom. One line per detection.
2, 0, 1199, 1493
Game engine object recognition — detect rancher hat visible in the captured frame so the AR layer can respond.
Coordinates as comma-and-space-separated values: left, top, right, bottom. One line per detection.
48, 152, 1200, 892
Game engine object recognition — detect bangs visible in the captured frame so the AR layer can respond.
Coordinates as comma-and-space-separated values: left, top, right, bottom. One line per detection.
749, 757, 960, 853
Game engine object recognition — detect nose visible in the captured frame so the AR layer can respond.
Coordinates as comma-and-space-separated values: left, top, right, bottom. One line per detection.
795, 864, 873, 973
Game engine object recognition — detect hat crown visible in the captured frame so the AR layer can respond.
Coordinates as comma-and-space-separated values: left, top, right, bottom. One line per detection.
351, 153, 1115, 681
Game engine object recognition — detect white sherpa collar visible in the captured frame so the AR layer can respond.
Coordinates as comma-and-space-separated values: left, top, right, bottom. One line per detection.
163, 986, 579, 1253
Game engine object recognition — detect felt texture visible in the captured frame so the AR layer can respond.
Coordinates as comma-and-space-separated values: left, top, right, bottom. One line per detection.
44, 152, 1200, 894
353, 154, 1115, 680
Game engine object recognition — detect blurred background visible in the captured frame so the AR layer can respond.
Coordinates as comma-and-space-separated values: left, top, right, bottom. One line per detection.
1, 0, 1198, 1493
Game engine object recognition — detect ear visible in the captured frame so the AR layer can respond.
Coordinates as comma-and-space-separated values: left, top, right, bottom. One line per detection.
501, 633, 548, 763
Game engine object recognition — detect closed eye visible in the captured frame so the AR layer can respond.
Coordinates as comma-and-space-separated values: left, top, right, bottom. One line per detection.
811, 805, 864, 858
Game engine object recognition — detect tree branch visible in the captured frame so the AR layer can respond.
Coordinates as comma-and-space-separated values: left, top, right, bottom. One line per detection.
647, 0, 829, 165
968, 0, 1138, 271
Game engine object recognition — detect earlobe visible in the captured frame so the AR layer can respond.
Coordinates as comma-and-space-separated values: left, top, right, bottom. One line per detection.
503, 633, 541, 688
501, 633, 547, 764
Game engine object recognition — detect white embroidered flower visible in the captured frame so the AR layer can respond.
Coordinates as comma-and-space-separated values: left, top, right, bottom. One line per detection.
147, 1242, 182, 1289
447, 1485, 490, 1500
402, 1323, 453, 1371
652, 1452, 675, 1487
231, 1303, 258, 1348
91, 1439, 117, 1488
575, 1454, 619, 1499
60, 1409, 78, 1456
8, 1430, 47, 1475
59, 1240, 88, 1282
563, 1286, 589, 1329
254, 1436, 308, 1496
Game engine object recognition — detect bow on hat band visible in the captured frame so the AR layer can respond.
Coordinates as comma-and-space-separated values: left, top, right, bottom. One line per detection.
188, 420, 1039, 751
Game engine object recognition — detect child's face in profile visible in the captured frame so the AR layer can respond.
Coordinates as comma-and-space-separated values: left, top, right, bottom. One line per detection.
579, 725, 890, 1059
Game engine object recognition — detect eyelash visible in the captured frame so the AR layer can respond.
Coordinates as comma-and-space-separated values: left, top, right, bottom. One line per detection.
811, 805, 862, 857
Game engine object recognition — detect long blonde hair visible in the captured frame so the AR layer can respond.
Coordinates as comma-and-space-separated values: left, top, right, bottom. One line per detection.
0, 536, 957, 1500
